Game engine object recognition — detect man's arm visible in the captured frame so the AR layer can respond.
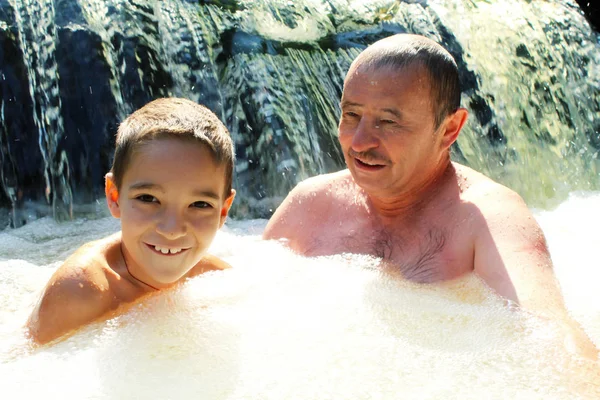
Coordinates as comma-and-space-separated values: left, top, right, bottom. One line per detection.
472, 185, 598, 359
27, 263, 113, 345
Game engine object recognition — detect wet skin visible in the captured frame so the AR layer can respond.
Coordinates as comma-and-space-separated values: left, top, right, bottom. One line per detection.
27, 138, 235, 344
264, 64, 598, 359
106, 139, 234, 289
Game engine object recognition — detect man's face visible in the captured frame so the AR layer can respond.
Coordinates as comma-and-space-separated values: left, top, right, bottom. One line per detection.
338, 65, 447, 198
107, 138, 234, 288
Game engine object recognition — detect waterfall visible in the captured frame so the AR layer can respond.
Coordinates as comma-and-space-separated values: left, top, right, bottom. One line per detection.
0, 0, 598, 227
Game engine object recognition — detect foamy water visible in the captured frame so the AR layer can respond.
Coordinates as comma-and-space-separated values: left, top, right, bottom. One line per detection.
0, 193, 599, 399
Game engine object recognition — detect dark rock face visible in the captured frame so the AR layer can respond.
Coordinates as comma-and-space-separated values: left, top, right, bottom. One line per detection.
575, 0, 599, 31
0, 0, 599, 227
56, 27, 119, 204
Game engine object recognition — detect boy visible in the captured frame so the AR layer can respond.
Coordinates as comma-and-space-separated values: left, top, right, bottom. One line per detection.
27, 98, 236, 345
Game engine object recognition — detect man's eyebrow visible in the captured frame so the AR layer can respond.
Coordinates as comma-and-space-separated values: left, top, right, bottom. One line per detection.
340, 101, 403, 120
340, 100, 362, 109
382, 108, 403, 120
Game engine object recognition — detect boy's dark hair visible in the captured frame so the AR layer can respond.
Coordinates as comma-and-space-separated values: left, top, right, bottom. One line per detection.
111, 98, 234, 197
346, 34, 461, 129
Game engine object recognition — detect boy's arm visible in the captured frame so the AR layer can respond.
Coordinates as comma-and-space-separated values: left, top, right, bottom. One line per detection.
473, 186, 598, 359
27, 263, 113, 345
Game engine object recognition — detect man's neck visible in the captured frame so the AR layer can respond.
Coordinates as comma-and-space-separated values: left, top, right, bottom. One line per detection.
366, 159, 454, 223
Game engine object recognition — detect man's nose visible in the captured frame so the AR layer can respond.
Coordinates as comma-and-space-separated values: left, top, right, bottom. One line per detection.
351, 118, 380, 152
155, 209, 187, 239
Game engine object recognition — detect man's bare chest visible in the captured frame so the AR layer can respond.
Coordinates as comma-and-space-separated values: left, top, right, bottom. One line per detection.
301, 222, 471, 283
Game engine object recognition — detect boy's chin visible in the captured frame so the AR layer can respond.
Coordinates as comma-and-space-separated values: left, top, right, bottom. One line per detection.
141, 266, 191, 287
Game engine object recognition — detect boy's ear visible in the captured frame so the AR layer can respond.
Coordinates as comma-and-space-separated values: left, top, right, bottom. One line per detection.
219, 189, 236, 228
105, 173, 121, 219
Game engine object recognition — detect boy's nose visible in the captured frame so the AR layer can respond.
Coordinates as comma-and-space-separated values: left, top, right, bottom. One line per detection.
155, 211, 187, 239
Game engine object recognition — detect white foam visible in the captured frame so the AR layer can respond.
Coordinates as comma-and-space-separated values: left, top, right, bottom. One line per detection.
1, 194, 600, 399
535, 192, 600, 349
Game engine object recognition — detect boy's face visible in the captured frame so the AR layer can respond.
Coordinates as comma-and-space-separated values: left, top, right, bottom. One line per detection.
105, 138, 235, 288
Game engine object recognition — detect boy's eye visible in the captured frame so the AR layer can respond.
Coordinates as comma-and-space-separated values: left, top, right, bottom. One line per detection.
135, 194, 158, 203
191, 201, 213, 209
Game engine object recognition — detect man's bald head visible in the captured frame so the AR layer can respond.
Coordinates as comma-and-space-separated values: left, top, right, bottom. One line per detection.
345, 34, 461, 128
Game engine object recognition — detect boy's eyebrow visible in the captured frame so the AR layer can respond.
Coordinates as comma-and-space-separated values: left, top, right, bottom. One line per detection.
129, 182, 222, 200
129, 182, 165, 192
192, 190, 221, 201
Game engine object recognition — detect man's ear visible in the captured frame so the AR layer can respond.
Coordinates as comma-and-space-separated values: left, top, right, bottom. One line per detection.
219, 189, 236, 228
439, 108, 468, 150
105, 173, 121, 219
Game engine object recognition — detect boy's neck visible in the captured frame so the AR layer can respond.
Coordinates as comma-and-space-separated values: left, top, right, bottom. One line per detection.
120, 243, 160, 291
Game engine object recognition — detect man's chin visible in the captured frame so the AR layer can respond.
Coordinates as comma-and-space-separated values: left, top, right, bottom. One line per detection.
348, 168, 403, 196
350, 170, 387, 190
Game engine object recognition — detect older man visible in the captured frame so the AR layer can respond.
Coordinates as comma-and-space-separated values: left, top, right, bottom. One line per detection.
263, 34, 597, 358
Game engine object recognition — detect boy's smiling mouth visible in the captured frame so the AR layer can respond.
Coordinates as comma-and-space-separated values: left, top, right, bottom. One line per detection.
145, 243, 190, 255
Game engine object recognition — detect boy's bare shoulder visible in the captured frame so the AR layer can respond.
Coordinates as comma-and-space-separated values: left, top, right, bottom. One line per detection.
27, 233, 122, 344
187, 254, 231, 278
56, 233, 123, 290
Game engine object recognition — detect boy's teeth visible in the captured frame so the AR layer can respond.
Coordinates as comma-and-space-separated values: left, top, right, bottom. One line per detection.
153, 246, 182, 254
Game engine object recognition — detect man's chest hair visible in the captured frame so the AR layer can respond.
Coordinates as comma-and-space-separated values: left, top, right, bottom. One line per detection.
306, 226, 451, 283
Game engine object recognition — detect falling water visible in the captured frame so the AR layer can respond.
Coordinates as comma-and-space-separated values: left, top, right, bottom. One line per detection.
0, 0, 598, 227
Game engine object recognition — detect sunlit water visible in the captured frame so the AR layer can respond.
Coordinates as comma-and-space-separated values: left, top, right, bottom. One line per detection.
0, 193, 599, 399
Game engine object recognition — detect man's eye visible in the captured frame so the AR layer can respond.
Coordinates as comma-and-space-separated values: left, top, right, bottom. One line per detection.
381, 119, 397, 125
135, 194, 158, 203
191, 201, 212, 209
344, 111, 359, 118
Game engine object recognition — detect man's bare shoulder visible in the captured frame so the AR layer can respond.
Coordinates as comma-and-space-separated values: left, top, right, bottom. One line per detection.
452, 162, 547, 255
453, 162, 528, 213
263, 170, 353, 241
452, 162, 548, 254
27, 233, 122, 344
291, 169, 354, 198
